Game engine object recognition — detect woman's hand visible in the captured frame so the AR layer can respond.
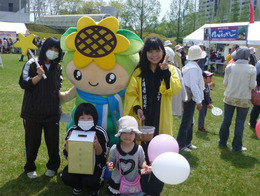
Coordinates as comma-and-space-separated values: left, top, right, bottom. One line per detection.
137, 109, 145, 122
159, 55, 169, 70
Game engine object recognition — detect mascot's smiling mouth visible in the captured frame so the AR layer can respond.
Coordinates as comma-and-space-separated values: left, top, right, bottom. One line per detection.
88, 82, 99, 87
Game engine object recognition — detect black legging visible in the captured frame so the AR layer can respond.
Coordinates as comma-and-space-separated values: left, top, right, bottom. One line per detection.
61, 165, 104, 191
140, 141, 164, 196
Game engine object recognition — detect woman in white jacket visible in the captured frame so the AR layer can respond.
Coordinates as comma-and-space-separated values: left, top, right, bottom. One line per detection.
219, 47, 256, 152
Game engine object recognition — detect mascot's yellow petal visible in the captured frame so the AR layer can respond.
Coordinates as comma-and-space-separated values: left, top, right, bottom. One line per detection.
66, 32, 77, 51
77, 16, 96, 31
14, 33, 37, 56
95, 53, 115, 70
114, 34, 130, 54
98, 17, 119, 34
73, 51, 93, 68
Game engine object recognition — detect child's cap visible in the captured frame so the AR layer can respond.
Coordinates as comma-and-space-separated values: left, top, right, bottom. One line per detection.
115, 116, 142, 137
203, 71, 214, 78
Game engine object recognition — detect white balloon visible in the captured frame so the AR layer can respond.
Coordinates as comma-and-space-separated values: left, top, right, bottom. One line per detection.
152, 152, 190, 185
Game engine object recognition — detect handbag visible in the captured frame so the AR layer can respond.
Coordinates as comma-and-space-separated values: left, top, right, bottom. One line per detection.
251, 87, 260, 106
117, 151, 141, 194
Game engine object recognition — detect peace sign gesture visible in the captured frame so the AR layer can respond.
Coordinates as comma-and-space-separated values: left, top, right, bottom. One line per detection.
159, 54, 169, 70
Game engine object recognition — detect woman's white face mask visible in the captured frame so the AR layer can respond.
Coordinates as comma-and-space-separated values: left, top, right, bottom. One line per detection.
78, 120, 94, 130
46, 50, 59, 60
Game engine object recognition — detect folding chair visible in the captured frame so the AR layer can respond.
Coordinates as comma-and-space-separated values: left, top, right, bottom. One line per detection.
0, 56, 3, 69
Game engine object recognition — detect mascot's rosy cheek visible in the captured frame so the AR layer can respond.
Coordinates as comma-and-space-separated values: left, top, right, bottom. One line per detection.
61, 16, 143, 146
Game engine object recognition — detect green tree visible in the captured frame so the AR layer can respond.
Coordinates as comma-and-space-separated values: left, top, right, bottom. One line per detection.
183, 0, 198, 37
217, 0, 230, 22
198, 0, 207, 27
120, 0, 160, 39
239, 0, 249, 22
108, 0, 123, 18
229, 0, 240, 22
255, 7, 260, 21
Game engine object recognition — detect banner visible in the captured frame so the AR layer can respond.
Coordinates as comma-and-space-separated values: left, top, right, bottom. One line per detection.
0, 31, 16, 39
204, 26, 247, 41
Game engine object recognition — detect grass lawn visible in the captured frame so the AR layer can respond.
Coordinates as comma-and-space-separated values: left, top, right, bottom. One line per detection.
0, 53, 259, 195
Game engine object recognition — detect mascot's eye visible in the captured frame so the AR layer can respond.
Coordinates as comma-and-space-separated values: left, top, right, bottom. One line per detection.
106, 73, 116, 84
74, 70, 82, 81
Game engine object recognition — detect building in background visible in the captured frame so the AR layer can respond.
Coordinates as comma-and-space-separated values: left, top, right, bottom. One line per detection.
199, 0, 260, 22
36, 7, 117, 29
0, 0, 30, 23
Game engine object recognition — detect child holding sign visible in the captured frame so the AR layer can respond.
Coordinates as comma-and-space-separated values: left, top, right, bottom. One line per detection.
61, 103, 109, 195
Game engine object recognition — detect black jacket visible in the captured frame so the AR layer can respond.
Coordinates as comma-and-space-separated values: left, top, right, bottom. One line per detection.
19, 58, 63, 122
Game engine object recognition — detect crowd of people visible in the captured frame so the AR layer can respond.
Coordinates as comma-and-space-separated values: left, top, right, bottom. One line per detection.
18, 35, 259, 195
0, 36, 45, 58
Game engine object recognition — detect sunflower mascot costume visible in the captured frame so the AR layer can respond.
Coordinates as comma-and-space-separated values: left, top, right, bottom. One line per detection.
60, 16, 143, 146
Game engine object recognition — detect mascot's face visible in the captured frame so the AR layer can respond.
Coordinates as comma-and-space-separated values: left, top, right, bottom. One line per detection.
67, 60, 129, 95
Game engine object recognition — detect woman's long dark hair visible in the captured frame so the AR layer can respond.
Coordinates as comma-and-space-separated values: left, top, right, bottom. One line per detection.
137, 37, 166, 77
39, 37, 62, 65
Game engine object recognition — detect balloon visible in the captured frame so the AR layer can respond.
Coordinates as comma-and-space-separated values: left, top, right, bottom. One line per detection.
256, 119, 260, 140
152, 152, 190, 185
148, 134, 179, 163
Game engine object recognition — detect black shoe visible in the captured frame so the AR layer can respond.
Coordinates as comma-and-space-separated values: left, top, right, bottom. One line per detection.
89, 190, 99, 196
19, 59, 23, 62
73, 188, 82, 195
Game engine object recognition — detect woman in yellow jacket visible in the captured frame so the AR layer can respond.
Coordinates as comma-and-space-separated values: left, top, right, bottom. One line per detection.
124, 37, 181, 196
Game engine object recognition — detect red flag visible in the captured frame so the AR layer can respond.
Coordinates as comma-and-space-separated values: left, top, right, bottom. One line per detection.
250, 0, 254, 23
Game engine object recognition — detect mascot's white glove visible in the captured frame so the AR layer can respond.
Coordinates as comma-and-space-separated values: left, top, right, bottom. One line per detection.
59, 86, 77, 105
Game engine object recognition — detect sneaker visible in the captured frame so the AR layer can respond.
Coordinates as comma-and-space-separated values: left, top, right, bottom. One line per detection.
45, 169, 56, 177
187, 144, 197, 149
27, 171, 37, 179
180, 147, 191, 152
73, 188, 82, 195
89, 190, 100, 196
241, 147, 247, 151
233, 146, 247, 152
198, 127, 208, 133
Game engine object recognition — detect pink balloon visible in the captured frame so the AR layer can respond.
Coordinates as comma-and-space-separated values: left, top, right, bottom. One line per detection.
148, 134, 179, 163
256, 120, 260, 140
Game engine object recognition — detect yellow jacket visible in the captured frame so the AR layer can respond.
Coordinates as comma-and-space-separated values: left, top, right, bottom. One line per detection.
124, 65, 181, 136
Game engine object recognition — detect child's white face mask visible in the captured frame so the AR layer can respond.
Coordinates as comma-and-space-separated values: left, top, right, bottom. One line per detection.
78, 121, 94, 130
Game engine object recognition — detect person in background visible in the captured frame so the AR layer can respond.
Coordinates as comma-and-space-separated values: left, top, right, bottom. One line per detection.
198, 71, 214, 133
249, 47, 257, 66
36, 37, 42, 56
106, 116, 151, 196
249, 60, 260, 130
219, 47, 256, 152
198, 43, 207, 70
61, 103, 109, 195
174, 44, 183, 70
177, 45, 206, 152
19, 37, 63, 179
226, 44, 239, 64
181, 48, 187, 67
164, 40, 175, 65
124, 37, 181, 196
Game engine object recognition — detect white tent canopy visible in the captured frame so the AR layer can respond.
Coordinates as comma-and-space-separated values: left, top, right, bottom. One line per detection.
183, 21, 260, 46
0, 21, 27, 39
183, 21, 260, 60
